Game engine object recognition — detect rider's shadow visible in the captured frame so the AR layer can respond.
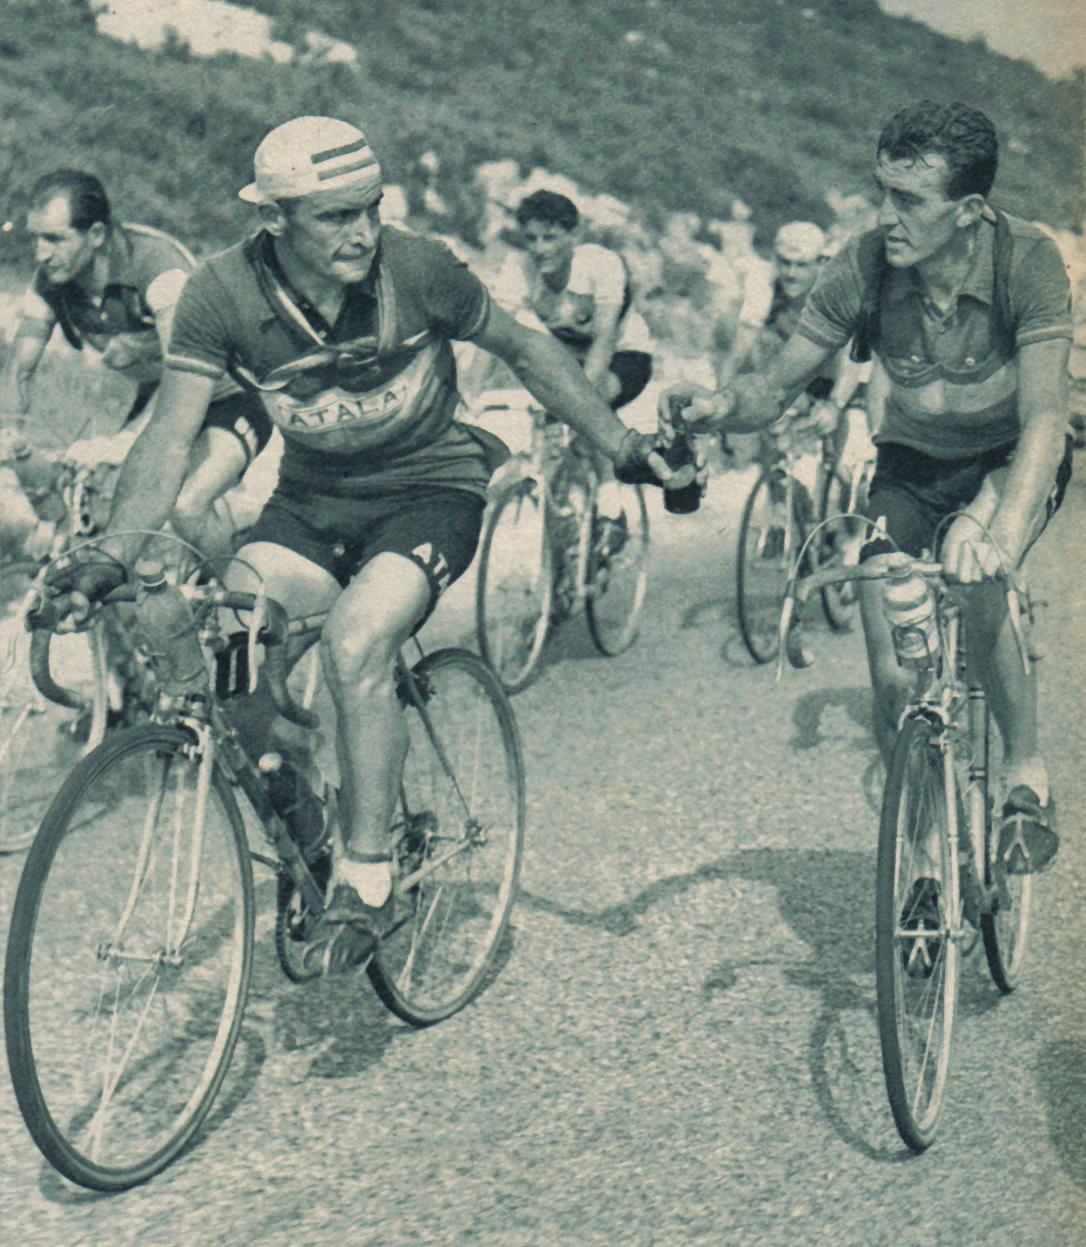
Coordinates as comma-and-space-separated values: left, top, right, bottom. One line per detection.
789, 685, 873, 752
1036, 1040, 1086, 1191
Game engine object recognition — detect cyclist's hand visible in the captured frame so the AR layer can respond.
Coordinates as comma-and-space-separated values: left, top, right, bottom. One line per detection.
809, 399, 842, 440
65, 431, 134, 470
40, 547, 128, 622
657, 382, 730, 444
942, 514, 1013, 584
614, 429, 678, 488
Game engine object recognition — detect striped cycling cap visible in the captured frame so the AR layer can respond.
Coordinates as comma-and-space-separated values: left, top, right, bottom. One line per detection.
238, 116, 382, 204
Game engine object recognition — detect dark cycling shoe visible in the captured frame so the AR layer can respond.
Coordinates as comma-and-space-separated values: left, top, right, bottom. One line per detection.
899, 877, 943, 979
760, 526, 786, 560
593, 512, 629, 563
317, 882, 394, 975
999, 785, 1059, 876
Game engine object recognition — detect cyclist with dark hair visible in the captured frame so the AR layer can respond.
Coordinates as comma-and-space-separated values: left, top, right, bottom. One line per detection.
0, 169, 272, 555
492, 188, 654, 411
661, 101, 1073, 876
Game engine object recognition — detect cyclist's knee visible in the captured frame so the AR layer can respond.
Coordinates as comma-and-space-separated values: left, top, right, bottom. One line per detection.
321, 613, 402, 695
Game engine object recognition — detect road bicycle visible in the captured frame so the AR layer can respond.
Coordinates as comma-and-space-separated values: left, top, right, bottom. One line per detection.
474, 400, 650, 692
0, 451, 137, 853
734, 407, 874, 663
780, 546, 1035, 1150
4, 556, 525, 1190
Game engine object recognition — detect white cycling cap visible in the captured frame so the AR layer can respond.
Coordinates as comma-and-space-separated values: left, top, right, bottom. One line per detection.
238, 116, 382, 204
773, 221, 826, 262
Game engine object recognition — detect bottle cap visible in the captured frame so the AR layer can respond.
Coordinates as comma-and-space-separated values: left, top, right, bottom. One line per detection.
135, 558, 167, 589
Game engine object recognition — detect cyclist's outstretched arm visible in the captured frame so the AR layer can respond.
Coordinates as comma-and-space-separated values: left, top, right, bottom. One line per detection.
100, 367, 213, 565
660, 332, 834, 440
472, 301, 668, 477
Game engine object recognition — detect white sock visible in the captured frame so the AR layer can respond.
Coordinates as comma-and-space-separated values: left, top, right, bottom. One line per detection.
1005, 758, 1050, 806
336, 856, 392, 906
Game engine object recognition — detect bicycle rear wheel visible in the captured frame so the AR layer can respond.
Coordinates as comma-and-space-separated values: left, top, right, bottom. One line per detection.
0, 562, 109, 854
4, 725, 254, 1190
875, 714, 960, 1151
586, 481, 650, 656
369, 649, 525, 1026
475, 477, 554, 693
735, 469, 807, 664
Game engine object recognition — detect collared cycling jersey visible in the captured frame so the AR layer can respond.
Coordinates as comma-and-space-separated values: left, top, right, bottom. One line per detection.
796, 212, 1072, 459
166, 226, 505, 498
26, 223, 194, 362
492, 242, 652, 358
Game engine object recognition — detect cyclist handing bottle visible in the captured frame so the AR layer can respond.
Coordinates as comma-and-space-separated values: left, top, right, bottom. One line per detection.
660, 101, 1072, 876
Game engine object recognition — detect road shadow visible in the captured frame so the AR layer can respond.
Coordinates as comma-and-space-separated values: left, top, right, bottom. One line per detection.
521, 843, 1007, 1161
789, 685, 873, 753
1036, 1040, 1086, 1190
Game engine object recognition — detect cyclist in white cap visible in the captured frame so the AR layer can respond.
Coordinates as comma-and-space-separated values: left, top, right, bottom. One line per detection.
715, 220, 868, 460
63, 116, 676, 964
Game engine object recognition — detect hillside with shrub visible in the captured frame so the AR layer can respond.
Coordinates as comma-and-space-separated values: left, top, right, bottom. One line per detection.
0, 0, 1081, 275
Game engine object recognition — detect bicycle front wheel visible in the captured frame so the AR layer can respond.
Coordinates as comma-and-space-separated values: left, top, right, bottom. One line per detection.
875, 714, 961, 1151
585, 481, 650, 656
475, 477, 554, 693
369, 649, 525, 1026
4, 725, 254, 1190
735, 470, 806, 664
0, 562, 110, 854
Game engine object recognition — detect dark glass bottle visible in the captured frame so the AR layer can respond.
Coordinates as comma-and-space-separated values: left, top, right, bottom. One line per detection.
661, 437, 701, 514
259, 752, 327, 858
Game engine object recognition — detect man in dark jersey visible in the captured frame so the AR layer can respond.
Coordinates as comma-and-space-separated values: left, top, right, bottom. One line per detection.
0, 169, 271, 554
660, 102, 1072, 876
77, 116, 672, 958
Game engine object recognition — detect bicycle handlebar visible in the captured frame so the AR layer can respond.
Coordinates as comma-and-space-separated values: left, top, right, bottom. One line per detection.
26, 582, 319, 730
779, 555, 943, 672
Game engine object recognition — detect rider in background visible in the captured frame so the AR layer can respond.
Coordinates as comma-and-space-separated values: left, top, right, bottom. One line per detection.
661, 101, 1072, 876
715, 220, 869, 463
491, 190, 654, 414
0, 170, 272, 558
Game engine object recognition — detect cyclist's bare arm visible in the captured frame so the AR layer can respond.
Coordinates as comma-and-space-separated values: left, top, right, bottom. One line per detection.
474, 302, 640, 463
988, 337, 1070, 563
581, 301, 622, 394
0, 295, 56, 430
100, 367, 213, 564
661, 332, 834, 439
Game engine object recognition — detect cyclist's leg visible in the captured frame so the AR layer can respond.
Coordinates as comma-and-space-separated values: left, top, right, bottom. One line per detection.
321, 491, 485, 865
858, 446, 940, 760
173, 392, 272, 561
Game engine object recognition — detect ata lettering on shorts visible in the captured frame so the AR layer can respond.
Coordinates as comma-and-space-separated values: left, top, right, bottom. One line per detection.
412, 542, 451, 594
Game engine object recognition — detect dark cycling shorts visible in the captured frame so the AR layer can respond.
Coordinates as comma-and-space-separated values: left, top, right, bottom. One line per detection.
860, 436, 1073, 561
202, 391, 273, 468
246, 485, 485, 625
609, 350, 653, 410
122, 384, 272, 468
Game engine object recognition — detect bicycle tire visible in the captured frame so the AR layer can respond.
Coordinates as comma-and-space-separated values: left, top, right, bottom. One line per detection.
368, 648, 525, 1026
735, 469, 807, 665
4, 724, 254, 1190
475, 477, 554, 693
0, 561, 110, 854
981, 699, 1032, 992
585, 483, 650, 657
816, 462, 860, 632
875, 713, 960, 1151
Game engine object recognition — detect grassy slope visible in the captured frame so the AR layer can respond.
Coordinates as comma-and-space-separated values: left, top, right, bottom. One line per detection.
0, 0, 1081, 275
